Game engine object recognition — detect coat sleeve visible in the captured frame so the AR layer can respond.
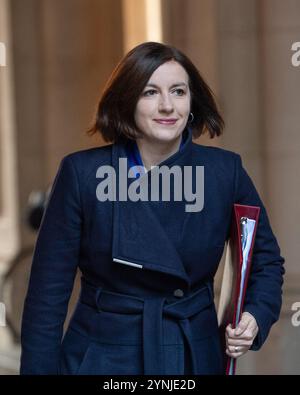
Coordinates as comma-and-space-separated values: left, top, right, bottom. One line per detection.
20, 155, 82, 374
233, 154, 285, 351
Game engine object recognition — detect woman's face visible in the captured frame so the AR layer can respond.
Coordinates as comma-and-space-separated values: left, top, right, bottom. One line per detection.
134, 60, 191, 144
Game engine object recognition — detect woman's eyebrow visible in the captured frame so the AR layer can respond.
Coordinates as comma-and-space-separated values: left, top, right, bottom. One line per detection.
145, 82, 188, 88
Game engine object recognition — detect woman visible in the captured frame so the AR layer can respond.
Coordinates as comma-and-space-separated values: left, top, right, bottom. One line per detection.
20, 41, 285, 375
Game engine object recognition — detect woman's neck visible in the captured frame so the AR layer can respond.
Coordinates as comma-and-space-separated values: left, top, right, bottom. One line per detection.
136, 135, 182, 171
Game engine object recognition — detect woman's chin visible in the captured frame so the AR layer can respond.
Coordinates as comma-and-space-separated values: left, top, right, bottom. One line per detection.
151, 130, 182, 144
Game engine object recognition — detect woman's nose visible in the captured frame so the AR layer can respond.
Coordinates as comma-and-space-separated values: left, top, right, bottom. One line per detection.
158, 93, 174, 112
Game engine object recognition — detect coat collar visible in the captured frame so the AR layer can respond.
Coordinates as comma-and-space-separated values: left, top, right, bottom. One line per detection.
111, 126, 194, 287
125, 130, 187, 175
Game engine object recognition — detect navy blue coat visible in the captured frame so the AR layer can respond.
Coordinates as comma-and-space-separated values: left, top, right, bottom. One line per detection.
20, 127, 285, 375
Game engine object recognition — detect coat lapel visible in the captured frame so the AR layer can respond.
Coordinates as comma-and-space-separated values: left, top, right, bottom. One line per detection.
111, 127, 194, 287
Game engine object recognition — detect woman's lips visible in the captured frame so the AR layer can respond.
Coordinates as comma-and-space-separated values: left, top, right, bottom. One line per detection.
154, 119, 178, 125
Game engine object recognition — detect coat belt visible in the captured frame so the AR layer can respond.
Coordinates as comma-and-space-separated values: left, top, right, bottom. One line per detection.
79, 277, 214, 375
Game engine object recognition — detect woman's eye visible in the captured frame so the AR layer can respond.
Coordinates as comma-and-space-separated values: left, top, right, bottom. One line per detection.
143, 89, 157, 96
173, 89, 185, 96
143, 88, 186, 96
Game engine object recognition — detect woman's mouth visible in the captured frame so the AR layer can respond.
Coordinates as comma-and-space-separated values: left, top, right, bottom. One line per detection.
154, 119, 178, 125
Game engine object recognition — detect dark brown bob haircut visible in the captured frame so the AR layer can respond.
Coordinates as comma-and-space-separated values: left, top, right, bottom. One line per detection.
87, 41, 224, 142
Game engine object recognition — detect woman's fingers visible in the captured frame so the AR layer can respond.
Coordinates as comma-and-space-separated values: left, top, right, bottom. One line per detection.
233, 314, 252, 336
226, 345, 248, 358
225, 313, 259, 342
226, 337, 253, 347
225, 313, 259, 358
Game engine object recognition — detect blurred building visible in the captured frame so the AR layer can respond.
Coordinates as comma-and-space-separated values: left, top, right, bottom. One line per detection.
0, 0, 299, 374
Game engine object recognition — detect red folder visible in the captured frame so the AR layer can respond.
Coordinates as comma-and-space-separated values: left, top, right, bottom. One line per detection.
217, 204, 260, 375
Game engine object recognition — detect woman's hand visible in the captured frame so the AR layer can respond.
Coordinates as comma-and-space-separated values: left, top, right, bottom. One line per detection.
225, 312, 259, 358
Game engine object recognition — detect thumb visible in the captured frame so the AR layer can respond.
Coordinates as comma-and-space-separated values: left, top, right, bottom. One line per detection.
235, 315, 250, 336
